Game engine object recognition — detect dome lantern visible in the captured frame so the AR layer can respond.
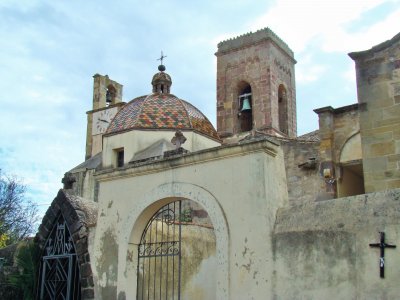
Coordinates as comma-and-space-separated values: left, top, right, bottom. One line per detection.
152, 51, 172, 94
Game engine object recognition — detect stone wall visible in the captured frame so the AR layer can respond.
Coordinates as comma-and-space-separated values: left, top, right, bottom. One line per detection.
273, 188, 400, 299
349, 33, 400, 192
314, 104, 360, 164
35, 190, 98, 299
280, 139, 323, 205
314, 104, 363, 198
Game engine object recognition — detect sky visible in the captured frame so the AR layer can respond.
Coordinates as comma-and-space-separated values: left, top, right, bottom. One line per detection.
0, 0, 399, 218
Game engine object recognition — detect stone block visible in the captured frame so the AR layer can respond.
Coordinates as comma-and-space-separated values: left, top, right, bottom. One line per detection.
363, 157, 388, 171
75, 237, 88, 255
80, 262, 92, 277
361, 131, 393, 145
81, 288, 95, 299
382, 104, 400, 119
394, 129, 400, 139
224, 102, 232, 109
368, 141, 395, 156
363, 124, 398, 136
375, 117, 400, 127
387, 179, 400, 189
395, 140, 400, 153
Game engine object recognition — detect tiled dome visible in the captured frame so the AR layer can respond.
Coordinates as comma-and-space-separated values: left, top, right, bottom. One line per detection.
106, 93, 220, 141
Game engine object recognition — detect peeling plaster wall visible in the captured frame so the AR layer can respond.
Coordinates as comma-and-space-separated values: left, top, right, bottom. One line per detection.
92, 139, 287, 299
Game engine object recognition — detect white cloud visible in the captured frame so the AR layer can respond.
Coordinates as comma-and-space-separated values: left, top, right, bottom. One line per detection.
249, 0, 397, 53
296, 55, 327, 83
322, 7, 400, 52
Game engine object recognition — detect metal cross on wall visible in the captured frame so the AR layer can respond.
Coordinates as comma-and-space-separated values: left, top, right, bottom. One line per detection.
369, 232, 396, 278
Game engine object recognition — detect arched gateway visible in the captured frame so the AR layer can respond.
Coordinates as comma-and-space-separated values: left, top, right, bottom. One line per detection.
118, 183, 230, 300
35, 190, 98, 300
136, 199, 216, 300
137, 200, 183, 299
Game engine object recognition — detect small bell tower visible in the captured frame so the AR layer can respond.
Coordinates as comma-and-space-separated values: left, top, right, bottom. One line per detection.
92, 74, 123, 110
215, 28, 297, 139
85, 74, 124, 160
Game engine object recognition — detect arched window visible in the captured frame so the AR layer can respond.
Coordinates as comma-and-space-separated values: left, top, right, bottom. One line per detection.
278, 84, 288, 134
106, 85, 116, 106
237, 82, 253, 133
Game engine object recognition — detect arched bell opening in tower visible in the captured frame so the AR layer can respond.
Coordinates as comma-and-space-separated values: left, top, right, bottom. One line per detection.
278, 84, 288, 135
237, 83, 253, 132
106, 85, 116, 107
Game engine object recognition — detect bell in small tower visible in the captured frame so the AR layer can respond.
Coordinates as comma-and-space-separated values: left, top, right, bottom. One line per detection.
106, 89, 112, 105
241, 96, 252, 112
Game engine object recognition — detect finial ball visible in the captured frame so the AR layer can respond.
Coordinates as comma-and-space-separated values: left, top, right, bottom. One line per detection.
158, 64, 166, 72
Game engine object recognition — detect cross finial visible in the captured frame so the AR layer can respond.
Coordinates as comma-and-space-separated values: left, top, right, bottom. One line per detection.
157, 51, 167, 65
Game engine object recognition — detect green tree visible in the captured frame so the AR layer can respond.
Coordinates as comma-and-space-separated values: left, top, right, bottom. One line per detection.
0, 170, 38, 247
8, 240, 40, 300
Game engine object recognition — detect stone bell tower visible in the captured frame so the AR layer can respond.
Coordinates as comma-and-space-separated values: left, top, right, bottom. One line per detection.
85, 74, 124, 160
215, 28, 297, 138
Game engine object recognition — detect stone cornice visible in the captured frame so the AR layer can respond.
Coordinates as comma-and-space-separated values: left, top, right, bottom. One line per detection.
95, 138, 279, 182
216, 28, 295, 62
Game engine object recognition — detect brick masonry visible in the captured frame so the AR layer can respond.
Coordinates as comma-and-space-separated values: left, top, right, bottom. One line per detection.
215, 28, 297, 138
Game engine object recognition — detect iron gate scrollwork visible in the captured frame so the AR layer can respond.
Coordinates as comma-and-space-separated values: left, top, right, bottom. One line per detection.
137, 200, 182, 300
38, 214, 81, 300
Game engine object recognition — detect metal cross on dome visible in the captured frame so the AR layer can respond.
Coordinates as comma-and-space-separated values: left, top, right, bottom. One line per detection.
157, 51, 167, 65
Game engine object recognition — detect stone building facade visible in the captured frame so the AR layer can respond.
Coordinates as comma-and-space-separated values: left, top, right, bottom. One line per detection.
216, 28, 297, 138
349, 35, 400, 192
33, 29, 400, 300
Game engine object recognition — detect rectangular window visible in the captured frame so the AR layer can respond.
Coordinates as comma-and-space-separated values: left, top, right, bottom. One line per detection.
116, 148, 124, 167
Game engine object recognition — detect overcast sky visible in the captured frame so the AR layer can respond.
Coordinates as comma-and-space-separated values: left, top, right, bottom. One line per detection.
1, 0, 399, 217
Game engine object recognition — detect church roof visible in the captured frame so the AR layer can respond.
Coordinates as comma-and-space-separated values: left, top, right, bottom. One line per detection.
105, 93, 220, 141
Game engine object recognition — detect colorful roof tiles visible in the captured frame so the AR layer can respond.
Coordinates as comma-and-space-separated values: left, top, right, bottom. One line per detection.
106, 93, 220, 141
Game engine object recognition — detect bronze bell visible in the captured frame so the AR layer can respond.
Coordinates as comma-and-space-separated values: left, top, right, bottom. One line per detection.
241, 97, 251, 111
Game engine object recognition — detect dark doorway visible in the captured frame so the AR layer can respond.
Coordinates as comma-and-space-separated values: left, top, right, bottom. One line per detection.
37, 214, 81, 300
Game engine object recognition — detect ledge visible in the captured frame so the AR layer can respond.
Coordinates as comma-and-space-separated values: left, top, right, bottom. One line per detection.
95, 138, 280, 181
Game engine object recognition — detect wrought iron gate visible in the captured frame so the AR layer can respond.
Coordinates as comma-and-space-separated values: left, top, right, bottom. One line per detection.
137, 200, 182, 300
38, 214, 81, 300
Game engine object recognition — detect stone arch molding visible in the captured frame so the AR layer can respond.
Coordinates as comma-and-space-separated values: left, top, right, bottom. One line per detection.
118, 182, 230, 300
35, 189, 98, 300
339, 131, 362, 163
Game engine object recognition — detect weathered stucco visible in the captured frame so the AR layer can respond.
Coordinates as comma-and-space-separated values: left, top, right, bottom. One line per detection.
102, 130, 221, 168
91, 139, 287, 299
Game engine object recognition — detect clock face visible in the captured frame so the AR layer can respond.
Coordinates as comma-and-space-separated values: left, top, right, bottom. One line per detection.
93, 108, 117, 135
